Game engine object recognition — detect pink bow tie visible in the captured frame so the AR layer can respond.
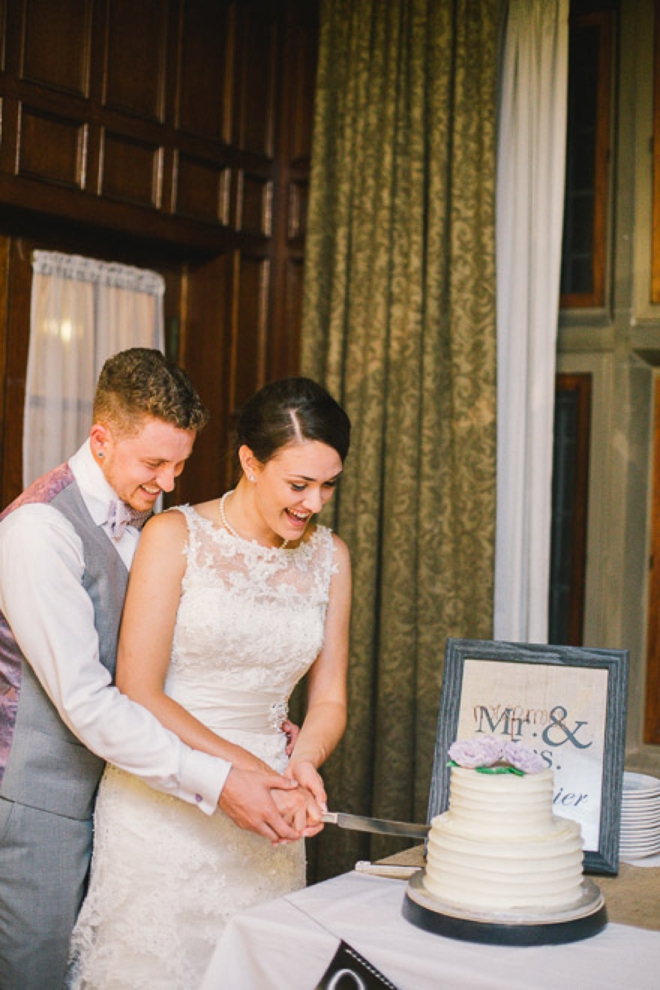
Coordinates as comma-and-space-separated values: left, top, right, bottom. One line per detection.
107, 499, 152, 541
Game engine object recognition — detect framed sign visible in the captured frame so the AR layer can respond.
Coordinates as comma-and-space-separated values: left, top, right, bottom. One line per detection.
427, 639, 629, 874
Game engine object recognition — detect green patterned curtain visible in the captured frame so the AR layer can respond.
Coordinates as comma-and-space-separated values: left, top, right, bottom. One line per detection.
300, 0, 500, 881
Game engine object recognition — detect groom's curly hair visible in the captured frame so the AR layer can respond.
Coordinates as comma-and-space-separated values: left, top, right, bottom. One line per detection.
93, 348, 209, 436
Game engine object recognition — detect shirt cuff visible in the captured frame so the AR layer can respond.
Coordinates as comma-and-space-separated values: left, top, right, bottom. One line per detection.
178, 748, 232, 815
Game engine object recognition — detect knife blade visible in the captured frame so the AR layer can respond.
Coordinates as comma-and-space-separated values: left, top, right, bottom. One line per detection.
321, 811, 429, 839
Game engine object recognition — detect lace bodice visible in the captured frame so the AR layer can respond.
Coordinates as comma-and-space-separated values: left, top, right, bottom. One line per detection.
166, 505, 337, 737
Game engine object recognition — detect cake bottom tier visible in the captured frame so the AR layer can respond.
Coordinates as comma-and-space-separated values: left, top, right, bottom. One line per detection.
404, 873, 607, 946
424, 815, 584, 912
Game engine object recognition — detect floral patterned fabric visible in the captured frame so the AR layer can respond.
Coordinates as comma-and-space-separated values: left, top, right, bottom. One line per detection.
300, 0, 500, 878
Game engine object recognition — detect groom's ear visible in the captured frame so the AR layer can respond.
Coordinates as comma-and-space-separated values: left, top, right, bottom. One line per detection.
90, 422, 111, 459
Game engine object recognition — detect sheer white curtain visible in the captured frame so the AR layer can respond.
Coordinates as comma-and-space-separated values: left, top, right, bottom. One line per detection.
24, 252, 165, 486
494, 0, 569, 643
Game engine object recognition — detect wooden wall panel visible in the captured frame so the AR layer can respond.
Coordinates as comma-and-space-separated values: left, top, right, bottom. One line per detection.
18, 107, 87, 187
104, 0, 167, 121
101, 131, 161, 207
288, 178, 308, 238
287, 18, 318, 164
178, 252, 236, 501
234, 7, 277, 156
175, 154, 229, 224
177, 0, 231, 142
0, 1, 7, 74
0, 1, 316, 254
280, 256, 304, 374
238, 172, 272, 235
20, 0, 91, 96
234, 254, 269, 406
266, 0, 317, 386
0, 0, 319, 506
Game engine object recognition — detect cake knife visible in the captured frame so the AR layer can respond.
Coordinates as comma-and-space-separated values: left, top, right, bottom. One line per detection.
321, 811, 429, 839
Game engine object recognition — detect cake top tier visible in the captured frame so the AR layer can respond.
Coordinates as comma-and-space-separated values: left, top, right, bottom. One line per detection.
442, 765, 558, 837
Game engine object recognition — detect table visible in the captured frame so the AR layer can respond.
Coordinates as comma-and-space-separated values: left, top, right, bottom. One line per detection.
200, 854, 660, 990
379, 845, 660, 931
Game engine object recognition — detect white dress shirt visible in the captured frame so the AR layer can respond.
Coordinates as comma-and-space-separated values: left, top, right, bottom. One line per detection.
0, 440, 230, 813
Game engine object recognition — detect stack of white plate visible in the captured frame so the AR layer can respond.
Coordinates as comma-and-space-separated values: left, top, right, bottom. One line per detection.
619, 771, 660, 863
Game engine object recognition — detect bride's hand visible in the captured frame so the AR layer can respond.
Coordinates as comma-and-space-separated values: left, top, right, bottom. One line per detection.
270, 785, 323, 841
285, 761, 327, 815
281, 718, 300, 757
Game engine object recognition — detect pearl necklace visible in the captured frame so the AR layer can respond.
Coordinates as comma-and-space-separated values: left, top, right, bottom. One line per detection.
219, 490, 289, 549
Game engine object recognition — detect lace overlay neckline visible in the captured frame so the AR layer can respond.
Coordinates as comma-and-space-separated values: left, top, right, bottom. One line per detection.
185, 501, 321, 559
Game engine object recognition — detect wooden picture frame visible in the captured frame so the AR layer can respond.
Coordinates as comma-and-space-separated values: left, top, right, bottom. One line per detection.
427, 639, 629, 875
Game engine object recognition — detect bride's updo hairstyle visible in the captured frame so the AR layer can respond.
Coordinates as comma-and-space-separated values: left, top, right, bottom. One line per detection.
236, 377, 351, 468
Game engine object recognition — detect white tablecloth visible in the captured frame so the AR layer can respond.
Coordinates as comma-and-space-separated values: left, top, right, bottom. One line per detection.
200, 870, 660, 990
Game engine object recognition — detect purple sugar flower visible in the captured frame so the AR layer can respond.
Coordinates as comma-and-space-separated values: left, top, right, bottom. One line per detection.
502, 740, 545, 774
448, 736, 503, 769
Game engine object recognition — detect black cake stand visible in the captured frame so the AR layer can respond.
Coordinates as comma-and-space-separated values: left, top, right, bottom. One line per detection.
402, 871, 607, 946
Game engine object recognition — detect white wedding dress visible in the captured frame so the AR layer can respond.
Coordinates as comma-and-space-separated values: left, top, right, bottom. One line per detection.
68, 505, 337, 989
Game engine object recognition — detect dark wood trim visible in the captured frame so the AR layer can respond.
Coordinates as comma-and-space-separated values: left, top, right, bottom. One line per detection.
551, 373, 592, 646
645, 377, 660, 743
561, 10, 612, 310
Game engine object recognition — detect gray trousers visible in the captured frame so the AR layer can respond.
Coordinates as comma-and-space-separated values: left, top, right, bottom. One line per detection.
0, 797, 92, 990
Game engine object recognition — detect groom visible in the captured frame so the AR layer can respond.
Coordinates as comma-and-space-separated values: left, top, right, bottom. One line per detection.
0, 348, 301, 990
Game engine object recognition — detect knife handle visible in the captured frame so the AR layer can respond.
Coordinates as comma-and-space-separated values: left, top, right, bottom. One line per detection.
355, 860, 422, 879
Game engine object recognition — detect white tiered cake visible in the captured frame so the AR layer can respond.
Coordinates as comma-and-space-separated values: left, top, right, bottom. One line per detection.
423, 764, 584, 913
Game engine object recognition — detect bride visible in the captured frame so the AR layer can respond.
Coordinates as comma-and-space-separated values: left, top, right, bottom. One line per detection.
68, 377, 352, 988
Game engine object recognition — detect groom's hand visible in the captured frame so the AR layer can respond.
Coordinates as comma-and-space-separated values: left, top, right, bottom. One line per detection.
218, 767, 301, 842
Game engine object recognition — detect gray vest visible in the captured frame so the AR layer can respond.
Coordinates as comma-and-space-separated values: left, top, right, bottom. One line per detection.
0, 475, 128, 821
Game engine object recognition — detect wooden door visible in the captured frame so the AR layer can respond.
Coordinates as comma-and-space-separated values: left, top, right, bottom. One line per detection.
645, 378, 660, 743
